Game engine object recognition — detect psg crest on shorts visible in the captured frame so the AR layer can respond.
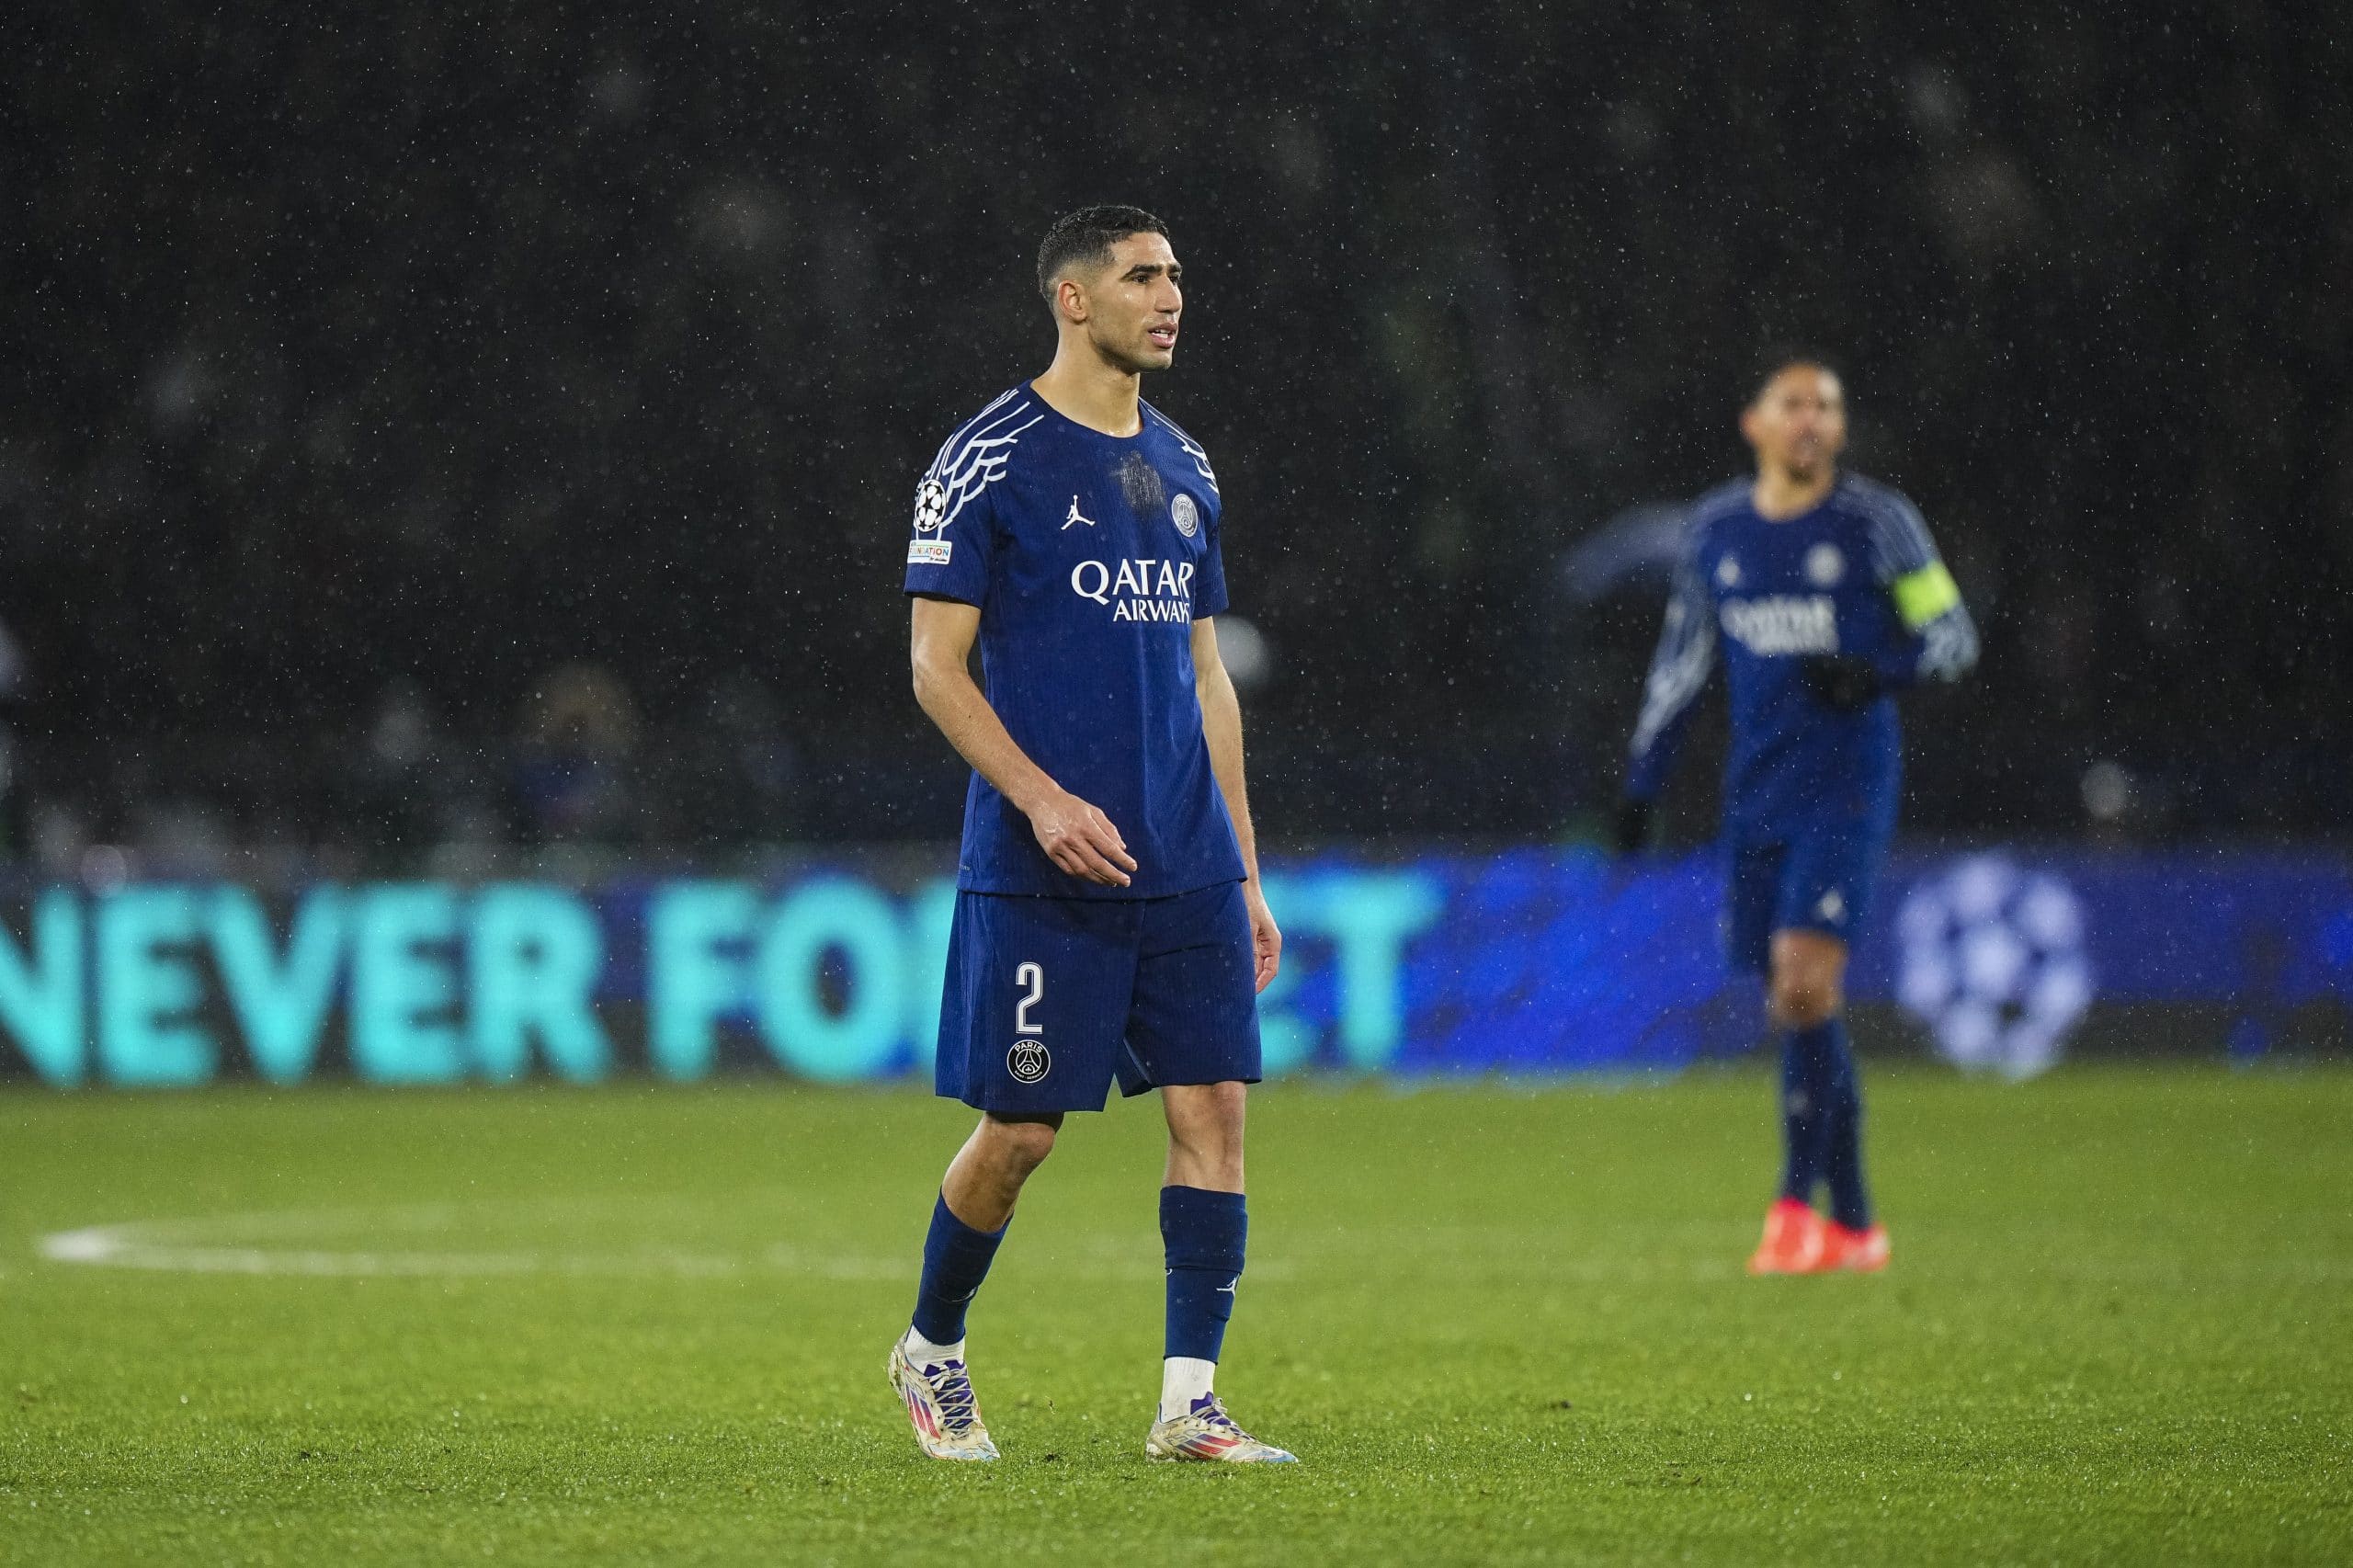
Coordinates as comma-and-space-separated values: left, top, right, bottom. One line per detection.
1006, 1039, 1051, 1085
1171, 493, 1199, 538
913, 478, 949, 533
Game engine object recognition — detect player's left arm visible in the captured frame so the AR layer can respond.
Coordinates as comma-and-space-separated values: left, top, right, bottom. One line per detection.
1865, 489, 1981, 687
1193, 617, 1281, 993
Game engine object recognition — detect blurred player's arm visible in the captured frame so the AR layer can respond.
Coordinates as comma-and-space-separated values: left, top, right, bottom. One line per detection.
1807, 492, 1976, 710
909, 595, 1136, 887
1810, 490, 1981, 709
1616, 540, 1719, 852
1193, 617, 1280, 991
1885, 560, 1979, 686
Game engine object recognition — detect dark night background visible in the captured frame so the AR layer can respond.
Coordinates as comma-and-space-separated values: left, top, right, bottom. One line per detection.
5, 2, 2347, 868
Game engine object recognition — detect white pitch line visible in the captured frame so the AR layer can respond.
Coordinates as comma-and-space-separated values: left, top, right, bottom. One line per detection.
34, 1213, 901, 1281
39, 1226, 551, 1277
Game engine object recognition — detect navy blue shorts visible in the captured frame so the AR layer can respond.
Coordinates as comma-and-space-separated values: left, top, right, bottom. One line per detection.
1724, 820, 1890, 973
934, 881, 1262, 1114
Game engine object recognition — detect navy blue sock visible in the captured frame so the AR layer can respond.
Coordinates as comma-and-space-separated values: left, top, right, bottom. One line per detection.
1816, 1019, 1872, 1230
910, 1193, 1006, 1347
1779, 1021, 1837, 1205
1161, 1186, 1247, 1363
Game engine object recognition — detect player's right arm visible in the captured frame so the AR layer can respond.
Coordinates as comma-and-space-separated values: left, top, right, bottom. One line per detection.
1615, 527, 1718, 852
909, 596, 1137, 888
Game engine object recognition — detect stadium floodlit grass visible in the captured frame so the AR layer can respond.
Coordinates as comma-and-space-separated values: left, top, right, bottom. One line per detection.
2, 1068, 2347, 1565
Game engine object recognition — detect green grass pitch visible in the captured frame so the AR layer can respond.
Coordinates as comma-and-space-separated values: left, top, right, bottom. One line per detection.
2, 1066, 2347, 1565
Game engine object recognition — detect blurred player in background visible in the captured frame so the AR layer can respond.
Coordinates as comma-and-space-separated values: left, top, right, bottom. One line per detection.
1613, 357, 1979, 1275
890, 207, 1293, 1463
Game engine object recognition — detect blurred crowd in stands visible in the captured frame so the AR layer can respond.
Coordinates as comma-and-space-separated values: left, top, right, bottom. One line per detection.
4, 3, 2347, 871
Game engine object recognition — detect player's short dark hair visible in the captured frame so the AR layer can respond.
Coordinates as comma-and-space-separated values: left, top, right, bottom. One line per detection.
1749, 347, 1846, 404
1037, 205, 1169, 306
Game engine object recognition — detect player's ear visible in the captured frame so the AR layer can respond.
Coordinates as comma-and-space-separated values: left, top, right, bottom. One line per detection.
1738, 400, 1764, 447
1056, 275, 1088, 325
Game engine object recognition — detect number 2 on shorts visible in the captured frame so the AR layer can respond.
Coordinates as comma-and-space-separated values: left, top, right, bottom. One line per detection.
1014, 961, 1044, 1036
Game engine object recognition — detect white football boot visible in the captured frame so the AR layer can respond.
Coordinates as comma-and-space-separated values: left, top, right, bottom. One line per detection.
1145, 1394, 1298, 1463
888, 1337, 999, 1461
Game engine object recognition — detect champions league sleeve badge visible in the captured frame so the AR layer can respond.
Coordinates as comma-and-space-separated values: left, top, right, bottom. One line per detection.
1171, 493, 1199, 538
907, 478, 953, 564
913, 478, 949, 534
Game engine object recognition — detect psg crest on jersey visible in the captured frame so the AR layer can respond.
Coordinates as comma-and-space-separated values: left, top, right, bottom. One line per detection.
1171, 493, 1199, 538
1006, 1039, 1051, 1085
913, 478, 949, 533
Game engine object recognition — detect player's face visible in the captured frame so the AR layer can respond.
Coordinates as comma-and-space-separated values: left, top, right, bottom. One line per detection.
1079, 232, 1184, 372
1742, 366, 1847, 482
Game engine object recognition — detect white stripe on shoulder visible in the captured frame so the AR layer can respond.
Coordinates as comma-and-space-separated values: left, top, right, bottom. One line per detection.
1687, 481, 1751, 528
1845, 476, 1938, 579
925, 387, 1022, 477
925, 391, 1044, 529
1145, 406, 1218, 494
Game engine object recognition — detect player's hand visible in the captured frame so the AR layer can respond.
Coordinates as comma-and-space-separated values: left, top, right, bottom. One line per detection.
1800, 654, 1883, 713
1609, 797, 1656, 857
1028, 789, 1136, 887
1244, 881, 1282, 993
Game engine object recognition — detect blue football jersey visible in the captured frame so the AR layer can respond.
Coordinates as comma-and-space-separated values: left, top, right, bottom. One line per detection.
904, 383, 1245, 900
1626, 472, 1978, 831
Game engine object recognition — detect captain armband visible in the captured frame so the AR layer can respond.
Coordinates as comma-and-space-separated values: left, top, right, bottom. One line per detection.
1892, 562, 1961, 630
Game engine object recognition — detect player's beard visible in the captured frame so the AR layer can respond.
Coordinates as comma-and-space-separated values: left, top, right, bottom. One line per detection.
1779, 442, 1832, 484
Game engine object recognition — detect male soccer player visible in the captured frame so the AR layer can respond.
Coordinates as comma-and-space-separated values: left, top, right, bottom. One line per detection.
888, 206, 1294, 1464
1615, 357, 1978, 1275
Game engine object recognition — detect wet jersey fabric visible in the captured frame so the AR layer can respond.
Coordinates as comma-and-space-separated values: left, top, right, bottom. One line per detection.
904, 382, 1245, 900
1625, 472, 1978, 835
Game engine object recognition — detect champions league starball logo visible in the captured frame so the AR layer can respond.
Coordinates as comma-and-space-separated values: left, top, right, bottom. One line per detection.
1895, 856, 2095, 1081
913, 479, 949, 533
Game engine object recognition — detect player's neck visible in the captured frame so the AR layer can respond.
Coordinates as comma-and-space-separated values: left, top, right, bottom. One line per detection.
1751, 465, 1837, 520
1033, 343, 1144, 437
